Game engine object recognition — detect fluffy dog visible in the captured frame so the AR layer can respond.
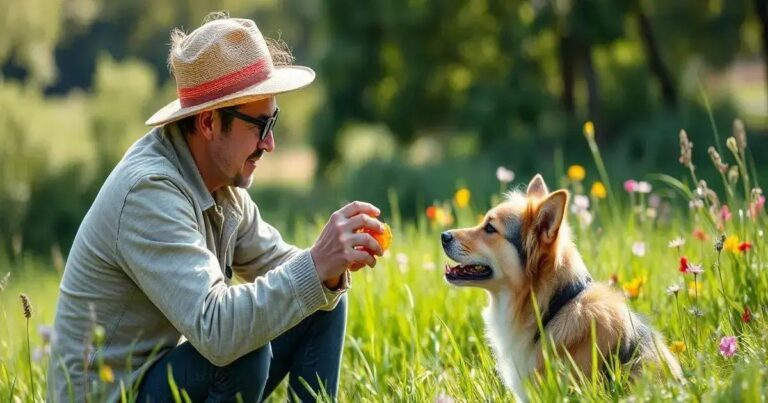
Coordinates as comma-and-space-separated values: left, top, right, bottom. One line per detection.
441, 174, 682, 398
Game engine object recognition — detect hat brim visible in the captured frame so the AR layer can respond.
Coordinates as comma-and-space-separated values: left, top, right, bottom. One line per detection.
145, 66, 315, 126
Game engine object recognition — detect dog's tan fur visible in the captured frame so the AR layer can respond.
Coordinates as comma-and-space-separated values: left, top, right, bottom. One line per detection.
442, 175, 682, 398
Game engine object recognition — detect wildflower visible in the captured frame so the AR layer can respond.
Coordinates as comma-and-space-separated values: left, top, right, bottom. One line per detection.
624, 179, 637, 193
396, 253, 409, 267
666, 284, 681, 296
496, 166, 515, 183
572, 195, 590, 211
567, 165, 586, 181
715, 234, 726, 252
733, 119, 747, 152
688, 306, 704, 317
623, 277, 644, 299
434, 208, 454, 226
591, 181, 607, 199
720, 205, 732, 222
727, 166, 740, 185
719, 336, 737, 358
20, 293, 32, 319
100, 365, 115, 383
679, 256, 689, 273
631, 241, 646, 257
576, 210, 593, 228
687, 263, 704, 275
708, 146, 729, 174
422, 262, 436, 271
93, 325, 106, 345
426, 206, 438, 220
668, 237, 685, 249
692, 228, 708, 241
454, 188, 471, 208
669, 341, 686, 354
583, 121, 595, 139
0, 272, 9, 292
436, 393, 456, 403
749, 194, 765, 219
636, 181, 652, 194
726, 136, 738, 154
742, 306, 752, 323
738, 242, 752, 252
723, 235, 740, 253
649, 194, 661, 208
689, 199, 704, 210
679, 130, 694, 169
688, 281, 703, 298
38, 325, 55, 345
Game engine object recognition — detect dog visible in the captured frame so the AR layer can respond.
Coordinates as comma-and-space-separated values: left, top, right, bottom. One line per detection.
441, 174, 682, 398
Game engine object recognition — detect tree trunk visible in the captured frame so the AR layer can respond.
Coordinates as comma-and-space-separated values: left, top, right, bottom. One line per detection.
559, 33, 576, 115
756, 0, 768, 115
636, 1, 677, 108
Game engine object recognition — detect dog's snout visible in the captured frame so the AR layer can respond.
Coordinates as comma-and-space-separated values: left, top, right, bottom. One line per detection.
441, 231, 454, 245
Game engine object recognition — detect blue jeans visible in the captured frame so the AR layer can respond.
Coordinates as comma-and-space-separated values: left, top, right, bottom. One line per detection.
136, 295, 347, 402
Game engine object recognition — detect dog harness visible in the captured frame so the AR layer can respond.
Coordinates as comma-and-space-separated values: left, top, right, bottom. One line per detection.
533, 276, 592, 343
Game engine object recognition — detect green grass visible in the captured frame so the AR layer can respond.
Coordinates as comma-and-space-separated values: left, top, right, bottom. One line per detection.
2, 127, 768, 402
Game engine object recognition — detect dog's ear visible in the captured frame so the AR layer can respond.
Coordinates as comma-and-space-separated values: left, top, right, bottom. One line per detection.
527, 174, 549, 198
533, 190, 568, 245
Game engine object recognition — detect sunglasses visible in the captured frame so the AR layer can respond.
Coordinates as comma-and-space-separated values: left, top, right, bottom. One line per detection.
219, 107, 280, 141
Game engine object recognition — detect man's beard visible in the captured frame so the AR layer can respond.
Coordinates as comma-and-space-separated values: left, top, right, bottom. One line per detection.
232, 148, 265, 188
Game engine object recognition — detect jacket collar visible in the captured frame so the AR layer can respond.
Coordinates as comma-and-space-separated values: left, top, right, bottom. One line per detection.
163, 123, 216, 211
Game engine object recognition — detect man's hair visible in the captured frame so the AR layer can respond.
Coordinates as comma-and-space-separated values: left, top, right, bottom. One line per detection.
172, 11, 294, 136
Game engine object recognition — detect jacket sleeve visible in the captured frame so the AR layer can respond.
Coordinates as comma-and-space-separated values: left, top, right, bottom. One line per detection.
115, 175, 329, 366
231, 188, 348, 311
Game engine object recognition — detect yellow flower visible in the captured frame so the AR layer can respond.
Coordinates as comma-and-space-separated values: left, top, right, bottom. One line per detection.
724, 235, 740, 253
669, 341, 686, 354
622, 276, 644, 299
100, 365, 115, 383
591, 181, 607, 199
583, 121, 595, 139
688, 281, 703, 298
567, 165, 586, 182
454, 188, 471, 208
435, 207, 454, 226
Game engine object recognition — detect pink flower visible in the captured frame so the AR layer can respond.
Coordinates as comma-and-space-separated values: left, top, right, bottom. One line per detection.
749, 195, 765, 218
496, 166, 515, 183
719, 336, 737, 357
624, 179, 638, 193
720, 205, 732, 222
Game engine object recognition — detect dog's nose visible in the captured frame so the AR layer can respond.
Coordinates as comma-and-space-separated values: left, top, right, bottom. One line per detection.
441, 231, 453, 245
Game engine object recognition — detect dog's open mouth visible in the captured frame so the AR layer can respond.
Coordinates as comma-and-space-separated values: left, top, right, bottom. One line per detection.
444, 263, 493, 281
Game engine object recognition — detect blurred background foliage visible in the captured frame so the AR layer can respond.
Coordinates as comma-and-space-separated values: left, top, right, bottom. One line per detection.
1, 0, 767, 263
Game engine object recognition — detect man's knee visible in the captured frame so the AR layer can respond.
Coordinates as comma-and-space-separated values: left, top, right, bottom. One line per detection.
213, 343, 271, 401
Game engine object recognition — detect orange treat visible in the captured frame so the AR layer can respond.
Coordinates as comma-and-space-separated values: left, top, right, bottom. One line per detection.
357, 222, 392, 252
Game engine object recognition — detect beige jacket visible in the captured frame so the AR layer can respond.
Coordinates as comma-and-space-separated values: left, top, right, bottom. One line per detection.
47, 124, 346, 402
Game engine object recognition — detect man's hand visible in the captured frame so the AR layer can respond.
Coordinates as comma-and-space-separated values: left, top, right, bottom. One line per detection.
310, 201, 385, 285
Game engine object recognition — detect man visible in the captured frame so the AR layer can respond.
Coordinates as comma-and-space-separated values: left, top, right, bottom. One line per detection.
47, 13, 384, 402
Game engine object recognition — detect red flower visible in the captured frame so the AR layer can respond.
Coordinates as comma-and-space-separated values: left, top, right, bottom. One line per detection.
742, 306, 752, 323
425, 206, 437, 220
738, 242, 752, 252
679, 256, 689, 273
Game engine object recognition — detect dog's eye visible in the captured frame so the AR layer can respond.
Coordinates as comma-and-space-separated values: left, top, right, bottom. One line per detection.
484, 223, 497, 234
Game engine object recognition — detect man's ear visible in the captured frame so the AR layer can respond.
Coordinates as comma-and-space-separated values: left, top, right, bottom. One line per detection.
527, 174, 549, 198
533, 190, 568, 245
196, 110, 216, 140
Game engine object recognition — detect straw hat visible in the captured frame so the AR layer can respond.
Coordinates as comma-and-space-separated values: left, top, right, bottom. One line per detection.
146, 16, 315, 126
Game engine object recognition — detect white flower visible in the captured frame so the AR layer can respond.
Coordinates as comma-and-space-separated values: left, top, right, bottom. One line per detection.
396, 253, 409, 266
38, 325, 55, 345
631, 241, 646, 257
496, 166, 515, 183
636, 181, 652, 194
687, 263, 704, 275
422, 262, 436, 271
666, 284, 681, 295
577, 210, 593, 228
668, 237, 685, 248
572, 195, 590, 211
689, 199, 704, 209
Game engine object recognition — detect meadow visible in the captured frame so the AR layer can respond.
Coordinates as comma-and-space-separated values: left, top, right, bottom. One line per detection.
1, 121, 767, 402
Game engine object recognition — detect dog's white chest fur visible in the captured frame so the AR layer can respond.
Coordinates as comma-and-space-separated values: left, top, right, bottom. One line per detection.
483, 289, 537, 399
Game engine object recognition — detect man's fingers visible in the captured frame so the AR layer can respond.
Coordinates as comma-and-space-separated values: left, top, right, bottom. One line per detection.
349, 233, 384, 256
345, 214, 384, 233
338, 201, 380, 219
348, 249, 376, 269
